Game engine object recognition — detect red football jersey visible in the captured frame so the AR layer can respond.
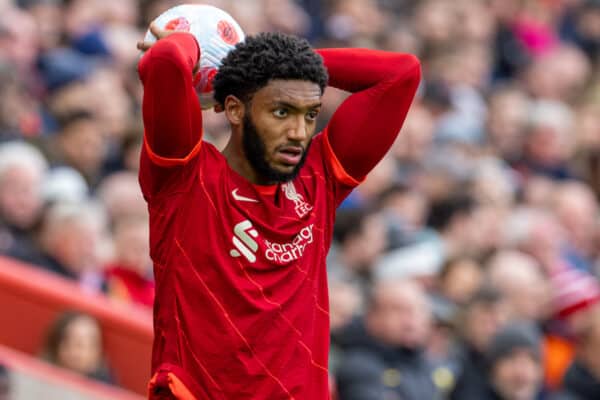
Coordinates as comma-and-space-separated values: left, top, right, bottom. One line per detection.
138, 32, 420, 400
141, 132, 357, 399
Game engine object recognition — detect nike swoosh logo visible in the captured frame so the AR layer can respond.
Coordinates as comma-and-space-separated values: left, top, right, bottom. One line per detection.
232, 188, 259, 203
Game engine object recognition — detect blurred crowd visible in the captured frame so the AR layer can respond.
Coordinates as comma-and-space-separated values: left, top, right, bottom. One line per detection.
1, 0, 600, 399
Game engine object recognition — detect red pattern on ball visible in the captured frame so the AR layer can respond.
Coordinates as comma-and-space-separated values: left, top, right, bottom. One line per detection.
217, 20, 239, 45
165, 17, 191, 32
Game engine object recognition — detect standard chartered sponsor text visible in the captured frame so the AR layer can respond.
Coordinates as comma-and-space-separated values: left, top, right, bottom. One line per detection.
264, 224, 314, 263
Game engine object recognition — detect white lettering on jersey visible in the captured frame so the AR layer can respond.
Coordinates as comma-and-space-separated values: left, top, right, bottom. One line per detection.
229, 221, 315, 265
264, 224, 314, 264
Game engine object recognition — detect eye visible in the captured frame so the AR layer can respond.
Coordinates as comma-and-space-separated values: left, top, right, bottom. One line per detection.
306, 110, 320, 121
273, 108, 288, 118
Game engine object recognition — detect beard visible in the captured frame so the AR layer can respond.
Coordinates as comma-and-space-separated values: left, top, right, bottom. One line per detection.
242, 112, 311, 183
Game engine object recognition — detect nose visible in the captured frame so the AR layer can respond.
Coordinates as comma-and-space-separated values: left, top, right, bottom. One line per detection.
287, 115, 308, 141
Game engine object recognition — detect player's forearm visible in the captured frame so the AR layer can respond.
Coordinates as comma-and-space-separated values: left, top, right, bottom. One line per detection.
316, 48, 420, 93
138, 33, 203, 159
320, 48, 421, 180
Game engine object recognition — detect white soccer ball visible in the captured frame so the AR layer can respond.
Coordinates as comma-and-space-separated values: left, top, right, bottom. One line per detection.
144, 4, 245, 109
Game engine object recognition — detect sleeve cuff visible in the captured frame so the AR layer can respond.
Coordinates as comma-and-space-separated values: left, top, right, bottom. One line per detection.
143, 134, 202, 167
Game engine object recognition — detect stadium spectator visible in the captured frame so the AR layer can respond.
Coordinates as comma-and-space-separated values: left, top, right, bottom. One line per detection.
328, 207, 388, 297
515, 100, 576, 181
0, 141, 47, 262
104, 216, 154, 307
335, 278, 444, 400
426, 192, 478, 260
343, 155, 398, 208
42, 311, 114, 384
552, 181, 599, 272
376, 184, 432, 248
571, 97, 600, 200
469, 157, 517, 209
484, 85, 531, 161
558, 304, 600, 400
97, 171, 148, 226
437, 256, 483, 306
561, 0, 600, 63
523, 44, 591, 102
502, 207, 570, 274
390, 104, 436, 183
34, 201, 106, 292
486, 250, 551, 322
451, 286, 510, 400
0, 61, 41, 140
43, 110, 108, 188
544, 266, 600, 390
373, 240, 444, 288
484, 322, 545, 400
41, 166, 89, 205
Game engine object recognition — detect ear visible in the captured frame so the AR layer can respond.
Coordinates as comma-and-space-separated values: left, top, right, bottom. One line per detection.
224, 95, 245, 125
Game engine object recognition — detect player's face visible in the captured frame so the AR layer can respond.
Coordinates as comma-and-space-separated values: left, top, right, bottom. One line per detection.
243, 79, 322, 183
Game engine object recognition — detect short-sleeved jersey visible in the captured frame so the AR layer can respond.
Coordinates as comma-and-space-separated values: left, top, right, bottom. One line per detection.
140, 132, 358, 399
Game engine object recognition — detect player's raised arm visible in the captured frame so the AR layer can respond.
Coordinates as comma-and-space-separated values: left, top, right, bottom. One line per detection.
317, 48, 421, 180
137, 24, 203, 163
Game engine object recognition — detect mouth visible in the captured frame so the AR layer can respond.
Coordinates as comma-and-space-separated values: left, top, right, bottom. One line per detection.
276, 145, 304, 166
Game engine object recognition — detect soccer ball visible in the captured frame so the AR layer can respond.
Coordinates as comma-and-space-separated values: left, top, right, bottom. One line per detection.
144, 4, 245, 109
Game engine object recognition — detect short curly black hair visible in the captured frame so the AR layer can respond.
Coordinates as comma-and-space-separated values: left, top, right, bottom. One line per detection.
213, 32, 328, 106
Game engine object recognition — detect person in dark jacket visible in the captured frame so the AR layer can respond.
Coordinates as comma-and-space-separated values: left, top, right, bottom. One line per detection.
450, 286, 510, 400
556, 305, 600, 400
334, 278, 446, 400
559, 362, 600, 400
484, 322, 545, 400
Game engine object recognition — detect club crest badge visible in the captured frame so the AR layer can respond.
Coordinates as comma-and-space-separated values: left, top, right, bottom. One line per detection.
282, 182, 313, 218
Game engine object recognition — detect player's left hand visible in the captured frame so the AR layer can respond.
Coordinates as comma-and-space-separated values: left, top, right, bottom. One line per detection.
136, 23, 175, 51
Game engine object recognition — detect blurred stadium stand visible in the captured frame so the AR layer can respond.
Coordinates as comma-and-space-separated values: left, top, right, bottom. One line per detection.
0, 256, 152, 397
0, 344, 143, 400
